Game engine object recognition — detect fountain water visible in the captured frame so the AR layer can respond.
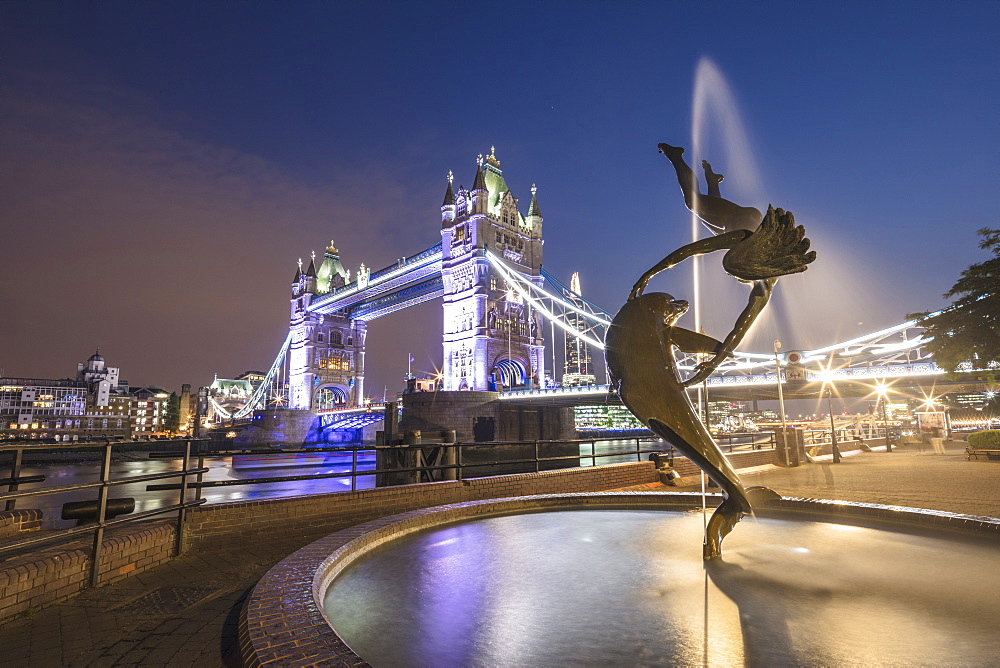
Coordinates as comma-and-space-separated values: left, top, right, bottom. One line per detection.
688, 57, 766, 340
684, 58, 885, 353
323, 506, 1000, 666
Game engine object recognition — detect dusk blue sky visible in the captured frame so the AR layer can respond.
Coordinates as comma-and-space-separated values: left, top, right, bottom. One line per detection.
2, 1, 998, 395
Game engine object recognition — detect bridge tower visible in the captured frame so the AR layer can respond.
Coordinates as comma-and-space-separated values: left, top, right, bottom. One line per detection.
288, 242, 367, 410
440, 149, 545, 391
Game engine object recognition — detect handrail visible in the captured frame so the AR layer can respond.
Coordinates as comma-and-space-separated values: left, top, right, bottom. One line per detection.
3, 434, 781, 568
1, 437, 209, 587
140, 435, 772, 492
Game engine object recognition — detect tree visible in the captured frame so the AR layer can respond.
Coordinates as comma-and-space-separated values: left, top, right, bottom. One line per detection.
910, 228, 1000, 372
164, 392, 181, 434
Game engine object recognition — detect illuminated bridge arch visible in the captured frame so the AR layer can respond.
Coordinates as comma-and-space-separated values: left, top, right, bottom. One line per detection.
315, 386, 349, 411
493, 359, 527, 390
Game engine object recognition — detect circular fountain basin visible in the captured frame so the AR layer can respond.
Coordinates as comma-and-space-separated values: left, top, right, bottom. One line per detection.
240, 493, 1000, 666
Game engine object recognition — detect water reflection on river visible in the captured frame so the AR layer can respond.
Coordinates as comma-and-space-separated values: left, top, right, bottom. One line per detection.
13, 439, 688, 529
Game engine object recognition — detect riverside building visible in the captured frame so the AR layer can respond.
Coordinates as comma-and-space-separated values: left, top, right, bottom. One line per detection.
0, 350, 166, 441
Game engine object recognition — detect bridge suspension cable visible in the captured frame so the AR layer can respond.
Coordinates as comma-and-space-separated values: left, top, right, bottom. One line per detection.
485, 250, 951, 383
484, 250, 610, 351
233, 331, 292, 419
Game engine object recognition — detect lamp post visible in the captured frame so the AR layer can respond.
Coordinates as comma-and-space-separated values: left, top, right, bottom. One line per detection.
877, 385, 892, 452
883, 398, 892, 451
827, 386, 841, 463
774, 340, 791, 465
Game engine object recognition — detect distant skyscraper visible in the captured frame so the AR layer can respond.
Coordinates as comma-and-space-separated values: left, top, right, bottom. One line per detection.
562, 272, 596, 387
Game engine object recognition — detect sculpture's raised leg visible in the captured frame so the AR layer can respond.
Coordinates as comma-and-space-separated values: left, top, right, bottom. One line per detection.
658, 143, 762, 233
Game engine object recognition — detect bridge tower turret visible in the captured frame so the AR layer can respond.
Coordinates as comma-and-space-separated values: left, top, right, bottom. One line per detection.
441, 170, 456, 225
288, 246, 367, 411
440, 148, 545, 391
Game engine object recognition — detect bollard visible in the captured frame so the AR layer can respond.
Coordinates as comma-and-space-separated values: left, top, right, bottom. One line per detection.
62, 497, 135, 524
441, 444, 457, 481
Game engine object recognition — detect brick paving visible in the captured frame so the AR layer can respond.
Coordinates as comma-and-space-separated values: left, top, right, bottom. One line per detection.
689, 439, 1000, 518
0, 537, 311, 667
1, 439, 997, 667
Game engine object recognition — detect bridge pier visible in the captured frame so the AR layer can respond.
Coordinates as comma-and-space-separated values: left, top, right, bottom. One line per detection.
231, 408, 318, 447
399, 390, 574, 442
229, 408, 382, 448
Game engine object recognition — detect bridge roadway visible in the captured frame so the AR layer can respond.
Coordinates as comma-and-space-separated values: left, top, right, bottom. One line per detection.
311, 373, 987, 416
500, 375, 988, 406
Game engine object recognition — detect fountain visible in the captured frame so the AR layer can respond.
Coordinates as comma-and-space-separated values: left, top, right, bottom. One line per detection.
319, 500, 1000, 666
238, 69, 1000, 666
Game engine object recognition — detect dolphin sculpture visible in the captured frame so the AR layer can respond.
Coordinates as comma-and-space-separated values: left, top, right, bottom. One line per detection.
606, 143, 816, 558
605, 292, 780, 559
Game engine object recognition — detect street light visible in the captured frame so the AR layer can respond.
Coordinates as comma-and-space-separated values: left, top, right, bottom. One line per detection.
774, 340, 792, 465
875, 382, 892, 452
826, 385, 842, 463
820, 356, 841, 463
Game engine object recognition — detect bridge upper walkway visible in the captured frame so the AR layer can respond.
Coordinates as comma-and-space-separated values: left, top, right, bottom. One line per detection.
308, 243, 444, 320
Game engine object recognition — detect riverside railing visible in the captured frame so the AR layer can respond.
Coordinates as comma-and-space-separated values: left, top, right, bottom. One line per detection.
144, 437, 669, 493
2, 433, 781, 575
0, 438, 208, 586
714, 431, 776, 452
144, 433, 776, 494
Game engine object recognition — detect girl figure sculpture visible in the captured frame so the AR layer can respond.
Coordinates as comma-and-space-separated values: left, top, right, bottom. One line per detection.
630, 143, 816, 385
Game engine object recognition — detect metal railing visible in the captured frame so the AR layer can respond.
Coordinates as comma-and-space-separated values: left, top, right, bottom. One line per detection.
2, 432, 782, 584
1, 438, 208, 587
800, 427, 888, 446
144, 437, 673, 492
142, 433, 777, 493
714, 431, 776, 452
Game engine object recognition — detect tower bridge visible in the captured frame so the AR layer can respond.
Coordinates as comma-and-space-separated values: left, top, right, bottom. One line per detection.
212, 148, 991, 442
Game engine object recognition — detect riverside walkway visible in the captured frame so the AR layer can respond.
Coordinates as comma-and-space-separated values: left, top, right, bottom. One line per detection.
0, 439, 995, 667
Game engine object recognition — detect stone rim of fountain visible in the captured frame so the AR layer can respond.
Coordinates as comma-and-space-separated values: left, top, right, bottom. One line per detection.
238, 491, 1000, 667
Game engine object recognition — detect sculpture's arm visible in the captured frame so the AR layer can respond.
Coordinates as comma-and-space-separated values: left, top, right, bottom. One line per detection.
682, 277, 776, 387
629, 231, 751, 300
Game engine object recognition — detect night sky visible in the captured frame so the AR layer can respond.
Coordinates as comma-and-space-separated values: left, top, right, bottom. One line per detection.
2, 1, 998, 396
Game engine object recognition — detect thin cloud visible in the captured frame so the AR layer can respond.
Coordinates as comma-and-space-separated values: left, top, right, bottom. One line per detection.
0, 67, 426, 390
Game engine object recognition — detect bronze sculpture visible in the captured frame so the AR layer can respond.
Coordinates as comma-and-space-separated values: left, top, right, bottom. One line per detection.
605, 143, 816, 558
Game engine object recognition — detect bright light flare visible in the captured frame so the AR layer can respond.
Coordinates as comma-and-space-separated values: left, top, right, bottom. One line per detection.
870, 379, 893, 399
817, 356, 846, 394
